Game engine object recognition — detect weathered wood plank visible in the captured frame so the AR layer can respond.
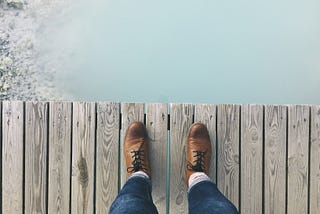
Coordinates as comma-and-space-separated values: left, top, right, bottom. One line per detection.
71, 102, 96, 214
48, 102, 72, 214
169, 103, 193, 214
2, 101, 24, 214
241, 104, 263, 214
120, 103, 144, 186
287, 105, 309, 214
96, 102, 120, 213
217, 104, 240, 208
264, 105, 287, 214
25, 102, 49, 214
310, 105, 320, 214
2, 101, 319, 214
146, 103, 168, 214
194, 104, 217, 183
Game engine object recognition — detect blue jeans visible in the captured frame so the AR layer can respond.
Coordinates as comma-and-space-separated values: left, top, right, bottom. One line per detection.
109, 176, 238, 214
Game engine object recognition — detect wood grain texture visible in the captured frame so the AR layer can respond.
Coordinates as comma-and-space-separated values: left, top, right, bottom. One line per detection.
25, 102, 49, 214
48, 102, 72, 214
2, 101, 24, 214
264, 105, 287, 214
194, 104, 217, 183
3, 101, 320, 214
241, 104, 263, 214
71, 102, 96, 214
310, 105, 320, 214
120, 103, 144, 186
287, 105, 309, 214
217, 104, 240, 208
96, 102, 120, 214
169, 103, 193, 214
146, 103, 168, 214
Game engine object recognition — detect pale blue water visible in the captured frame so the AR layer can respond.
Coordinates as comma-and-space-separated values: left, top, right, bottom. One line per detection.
47, 0, 320, 103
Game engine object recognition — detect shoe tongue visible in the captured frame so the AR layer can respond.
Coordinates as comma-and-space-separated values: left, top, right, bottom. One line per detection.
193, 164, 204, 172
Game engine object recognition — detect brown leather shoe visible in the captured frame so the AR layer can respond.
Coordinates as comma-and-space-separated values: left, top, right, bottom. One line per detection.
124, 122, 151, 178
186, 123, 212, 184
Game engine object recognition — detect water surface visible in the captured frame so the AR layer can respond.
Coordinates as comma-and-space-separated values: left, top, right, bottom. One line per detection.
46, 0, 320, 103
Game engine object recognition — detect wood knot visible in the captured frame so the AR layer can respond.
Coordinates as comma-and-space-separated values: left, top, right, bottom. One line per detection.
250, 130, 259, 142
234, 154, 239, 163
176, 191, 183, 205
161, 113, 166, 121
77, 157, 89, 188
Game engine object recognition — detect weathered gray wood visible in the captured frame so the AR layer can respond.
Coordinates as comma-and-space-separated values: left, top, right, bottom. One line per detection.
3, 101, 320, 214
25, 102, 48, 214
241, 104, 263, 214
71, 102, 96, 214
120, 103, 144, 186
264, 105, 287, 214
217, 104, 240, 208
194, 104, 217, 183
310, 105, 320, 214
48, 102, 72, 214
169, 103, 193, 214
2, 101, 24, 214
287, 105, 309, 214
96, 102, 120, 214
146, 103, 168, 214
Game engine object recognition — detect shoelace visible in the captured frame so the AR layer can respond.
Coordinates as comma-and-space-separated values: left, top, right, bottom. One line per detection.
187, 150, 207, 172
127, 149, 147, 173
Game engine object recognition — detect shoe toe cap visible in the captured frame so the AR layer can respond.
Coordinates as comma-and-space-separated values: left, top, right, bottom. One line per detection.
188, 123, 209, 139
126, 122, 147, 138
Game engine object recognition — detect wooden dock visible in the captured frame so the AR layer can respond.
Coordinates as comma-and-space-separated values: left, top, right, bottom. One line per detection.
1, 101, 320, 214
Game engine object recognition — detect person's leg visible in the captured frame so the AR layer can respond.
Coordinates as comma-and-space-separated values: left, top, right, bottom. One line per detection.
109, 122, 158, 214
186, 123, 238, 214
109, 172, 158, 214
187, 173, 238, 213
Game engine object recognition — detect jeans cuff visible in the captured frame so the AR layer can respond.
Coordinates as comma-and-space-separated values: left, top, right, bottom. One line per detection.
127, 173, 152, 189
188, 179, 212, 193
129, 172, 149, 180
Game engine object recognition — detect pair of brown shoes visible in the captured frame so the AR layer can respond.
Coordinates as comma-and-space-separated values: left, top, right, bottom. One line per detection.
124, 122, 212, 184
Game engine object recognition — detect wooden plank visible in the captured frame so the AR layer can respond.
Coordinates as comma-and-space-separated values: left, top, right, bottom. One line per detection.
48, 102, 72, 214
264, 105, 287, 214
146, 103, 168, 214
2, 101, 24, 214
96, 102, 120, 213
194, 104, 217, 183
287, 105, 309, 214
169, 103, 193, 214
310, 105, 320, 214
241, 104, 263, 214
120, 103, 144, 186
25, 102, 49, 214
217, 104, 240, 209
71, 102, 96, 214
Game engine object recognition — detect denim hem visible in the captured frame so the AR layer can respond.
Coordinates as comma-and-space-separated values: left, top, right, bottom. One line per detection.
188, 179, 213, 194
127, 174, 153, 190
